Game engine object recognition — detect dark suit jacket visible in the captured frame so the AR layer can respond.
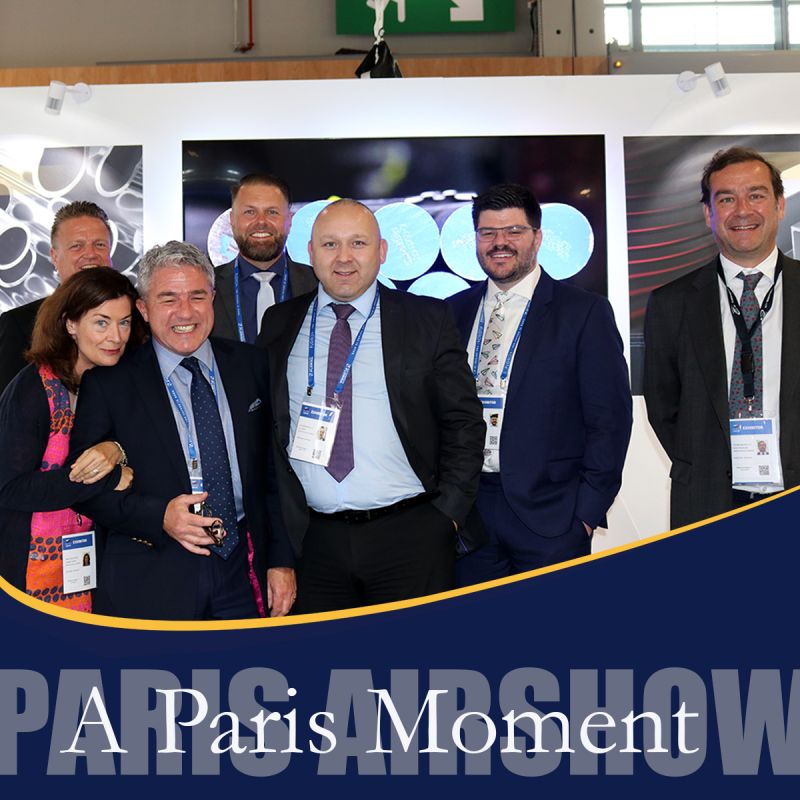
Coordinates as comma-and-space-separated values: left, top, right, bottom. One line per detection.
643, 253, 800, 528
449, 271, 632, 536
212, 257, 318, 343
67, 337, 293, 620
0, 298, 43, 396
257, 284, 485, 557
0, 364, 120, 590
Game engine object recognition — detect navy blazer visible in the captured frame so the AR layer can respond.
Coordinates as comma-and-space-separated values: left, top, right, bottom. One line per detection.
68, 337, 292, 620
212, 256, 318, 343
448, 270, 632, 536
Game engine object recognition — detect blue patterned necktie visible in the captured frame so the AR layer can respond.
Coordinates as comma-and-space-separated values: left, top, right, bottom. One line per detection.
729, 271, 763, 418
180, 357, 239, 558
326, 303, 355, 482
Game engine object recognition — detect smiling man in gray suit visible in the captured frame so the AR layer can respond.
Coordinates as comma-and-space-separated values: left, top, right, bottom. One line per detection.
644, 147, 800, 527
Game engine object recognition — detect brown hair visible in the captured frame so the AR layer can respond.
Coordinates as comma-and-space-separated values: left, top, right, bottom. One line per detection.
27, 269, 146, 392
700, 147, 784, 206
230, 173, 292, 206
50, 200, 112, 244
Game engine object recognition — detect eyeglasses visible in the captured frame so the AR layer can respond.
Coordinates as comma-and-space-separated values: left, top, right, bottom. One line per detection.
475, 225, 536, 242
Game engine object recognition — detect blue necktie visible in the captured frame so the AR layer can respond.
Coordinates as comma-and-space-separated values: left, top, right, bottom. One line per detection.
180, 357, 239, 558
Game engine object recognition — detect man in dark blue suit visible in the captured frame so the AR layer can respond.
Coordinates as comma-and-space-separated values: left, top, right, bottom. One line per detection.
448, 184, 632, 585
69, 241, 296, 620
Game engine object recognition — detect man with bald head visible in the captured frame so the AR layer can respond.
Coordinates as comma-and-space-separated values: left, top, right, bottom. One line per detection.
0, 200, 113, 394
258, 199, 484, 613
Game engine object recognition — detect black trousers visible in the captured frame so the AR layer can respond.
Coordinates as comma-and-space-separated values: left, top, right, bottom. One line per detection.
296, 501, 455, 614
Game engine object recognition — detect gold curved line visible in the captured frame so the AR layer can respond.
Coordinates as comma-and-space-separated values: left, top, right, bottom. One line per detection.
2, 484, 793, 632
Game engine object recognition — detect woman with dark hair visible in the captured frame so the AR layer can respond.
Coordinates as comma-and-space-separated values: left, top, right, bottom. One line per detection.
0, 268, 146, 610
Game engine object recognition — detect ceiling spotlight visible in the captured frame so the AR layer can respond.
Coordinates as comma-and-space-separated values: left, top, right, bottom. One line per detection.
676, 62, 731, 98
45, 81, 92, 115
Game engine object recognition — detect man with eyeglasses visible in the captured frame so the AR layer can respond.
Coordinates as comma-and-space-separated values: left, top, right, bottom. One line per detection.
448, 183, 632, 584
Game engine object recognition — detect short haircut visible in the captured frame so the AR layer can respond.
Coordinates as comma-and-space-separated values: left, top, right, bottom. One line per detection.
51, 200, 112, 244
701, 146, 784, 206
137, 241, 215, 298
27, 269, 145, 393
471, 183, 542, 230
230, 173, 292, 206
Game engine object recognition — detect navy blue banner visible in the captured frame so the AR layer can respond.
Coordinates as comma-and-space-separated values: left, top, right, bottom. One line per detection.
1, 491, 797, 797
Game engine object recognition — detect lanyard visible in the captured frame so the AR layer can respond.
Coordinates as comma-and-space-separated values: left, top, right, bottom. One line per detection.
164, 362, 218, 470
472, 291, 531, 390
306, 292, 380, 400
717, 260, 781, 403
233, 256, 290, 343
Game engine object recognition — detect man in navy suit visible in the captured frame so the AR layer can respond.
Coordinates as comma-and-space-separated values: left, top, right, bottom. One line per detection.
69, 241, 296, 620
212, 173, 317, 344
448, 184, 632, 585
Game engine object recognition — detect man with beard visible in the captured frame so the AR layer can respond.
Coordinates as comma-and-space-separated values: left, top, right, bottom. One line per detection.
448, 184, 632, 584
212, 174, 317, 344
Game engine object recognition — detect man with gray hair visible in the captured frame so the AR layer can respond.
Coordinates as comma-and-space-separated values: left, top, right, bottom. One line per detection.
0, 200, 114, 394
68, 240, 296, 620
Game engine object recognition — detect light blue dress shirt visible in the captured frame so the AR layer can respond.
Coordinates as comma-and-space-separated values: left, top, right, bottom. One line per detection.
153, 338, 245, 520
286, 281, 424, 512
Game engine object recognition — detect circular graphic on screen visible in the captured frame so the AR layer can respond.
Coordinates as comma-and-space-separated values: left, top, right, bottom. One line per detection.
375, 203, 440, 282
539, 203, 594, 279
439, 204, 484, 282
207, 209, 237, 267
377, 273, 396, 289
286, 199, 334, 265
408, 272, 470, 300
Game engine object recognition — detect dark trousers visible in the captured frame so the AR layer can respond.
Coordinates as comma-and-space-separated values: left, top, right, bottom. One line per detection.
456, 473, 591, 587
296, 501, 455, 614
196, 519, 259, 620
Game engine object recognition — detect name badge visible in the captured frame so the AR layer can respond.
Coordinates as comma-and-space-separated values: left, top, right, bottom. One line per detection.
729, 417, 781, 486
480, 395, 504, 454
62, 531, 97, 594
289, 403, 340, 467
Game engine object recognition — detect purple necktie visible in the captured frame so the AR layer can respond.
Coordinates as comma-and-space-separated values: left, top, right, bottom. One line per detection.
729, 271, 763, 418
326, 303, 355, 482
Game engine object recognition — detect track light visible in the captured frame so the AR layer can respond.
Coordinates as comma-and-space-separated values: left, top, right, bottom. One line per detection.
676, 62, 731, 98
45, 81, 92, 115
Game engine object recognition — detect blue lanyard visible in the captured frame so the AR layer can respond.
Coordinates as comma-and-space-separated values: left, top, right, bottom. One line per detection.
306, 292, 380, 399
472, 291, 531, 389
233, 256, 290, 343
164, 362, 218, 470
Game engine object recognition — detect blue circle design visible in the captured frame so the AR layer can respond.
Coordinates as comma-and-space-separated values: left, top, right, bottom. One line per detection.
539, 203, 594, 280
286, 199, 334, 265
440, 205, 485, 282
408, 272, 470, 300
375, 203, 440, 282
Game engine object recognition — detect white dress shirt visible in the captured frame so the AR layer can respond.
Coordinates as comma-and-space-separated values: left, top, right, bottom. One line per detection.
466, 266, 541, 472
719, 248, 784, 492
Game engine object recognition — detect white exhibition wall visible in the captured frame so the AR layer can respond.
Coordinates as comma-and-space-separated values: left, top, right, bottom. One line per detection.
2, 71, 797, 549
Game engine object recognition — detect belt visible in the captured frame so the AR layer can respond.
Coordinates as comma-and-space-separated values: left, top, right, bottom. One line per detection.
732, 488, 781, 506
309, 492, 436, 524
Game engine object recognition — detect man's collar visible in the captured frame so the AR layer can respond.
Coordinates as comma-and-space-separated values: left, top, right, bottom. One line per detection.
720, 248, 779, 285
153, 338, 215, 380
486, 264, 541, 300
316, 280, 378, 318
236, 251, 287, 278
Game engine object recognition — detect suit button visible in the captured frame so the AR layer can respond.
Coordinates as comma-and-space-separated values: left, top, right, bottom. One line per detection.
726, 470, 732, 478
287, 467, 294, 474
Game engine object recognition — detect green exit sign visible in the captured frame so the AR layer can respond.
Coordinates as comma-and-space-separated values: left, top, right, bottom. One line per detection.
336, 0, 516, 35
